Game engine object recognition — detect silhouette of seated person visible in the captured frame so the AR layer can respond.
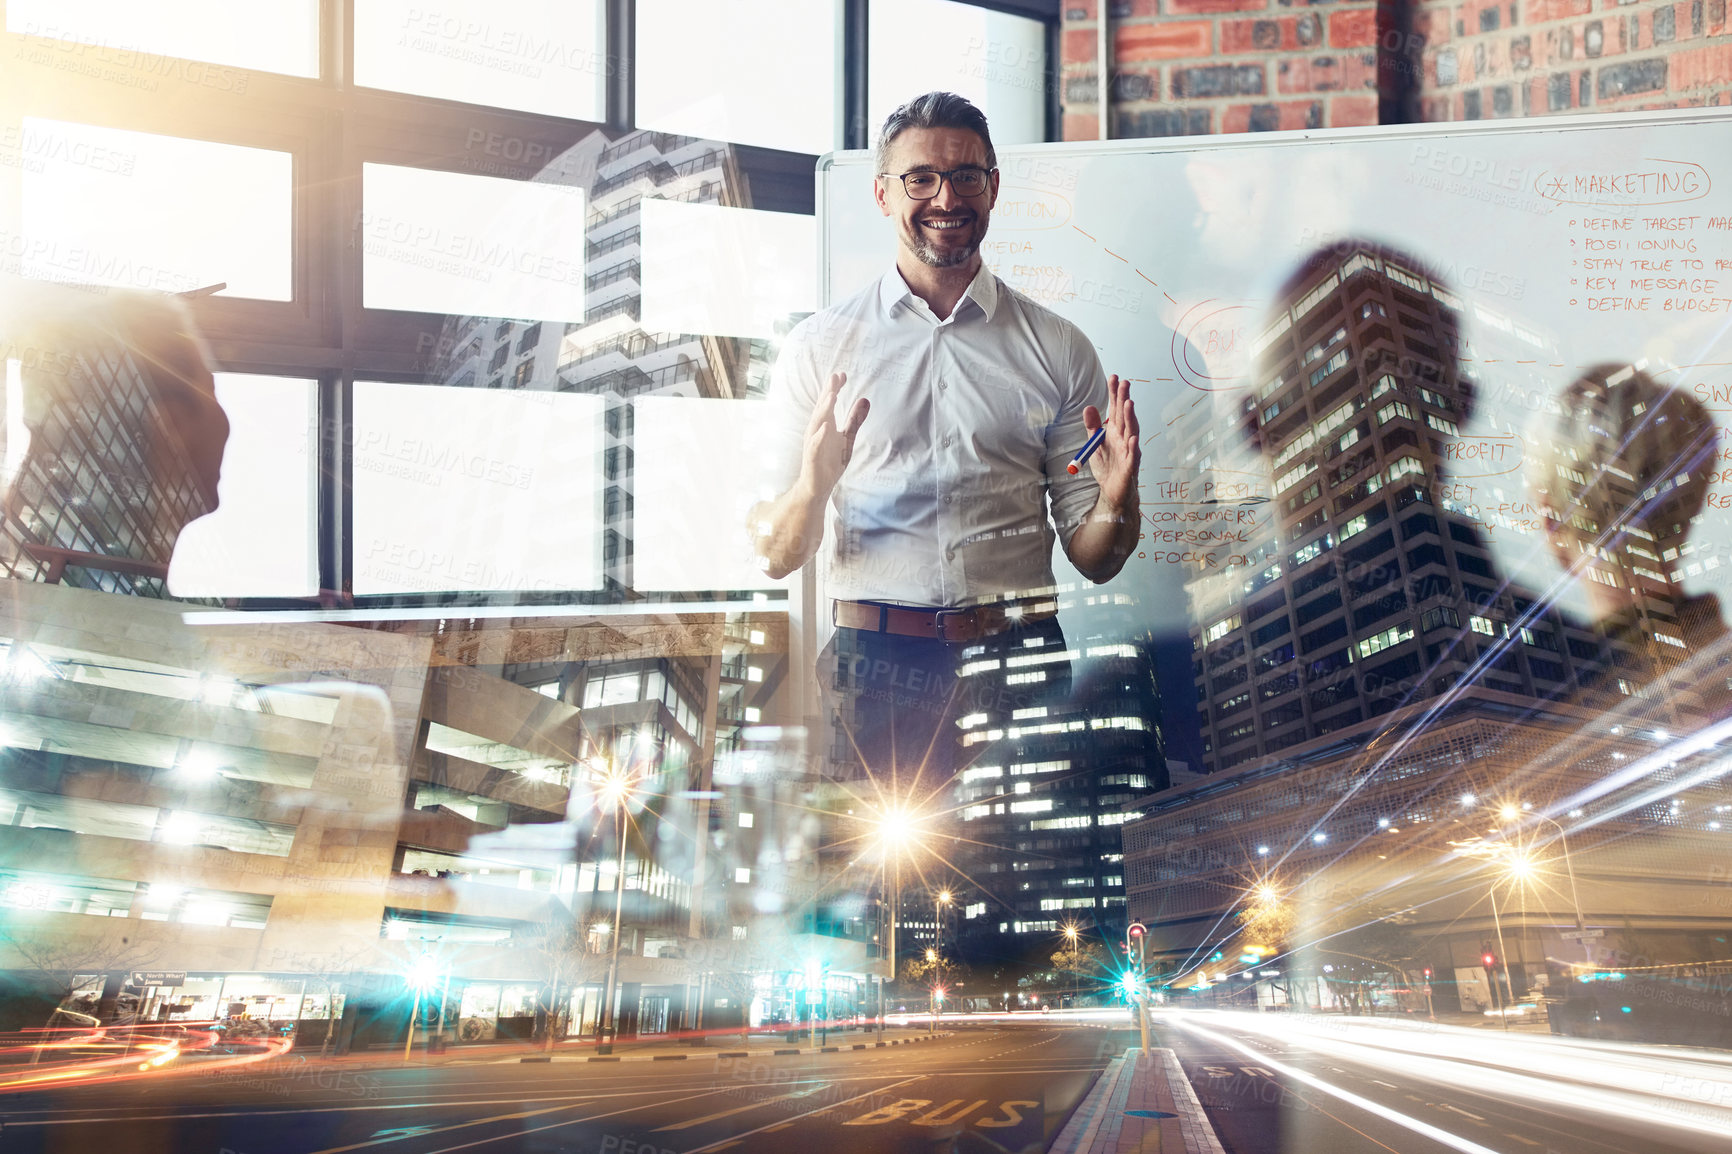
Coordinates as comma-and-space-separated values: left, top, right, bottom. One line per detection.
1524, 363, 1729, 715
2, 288, 229, 596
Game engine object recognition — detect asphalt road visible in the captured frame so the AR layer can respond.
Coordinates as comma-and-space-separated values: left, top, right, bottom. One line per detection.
1158, 1012, 1722, 1154
0, 1025, 1120, 1154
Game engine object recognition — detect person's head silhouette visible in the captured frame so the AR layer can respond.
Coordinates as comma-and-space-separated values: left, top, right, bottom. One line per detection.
3, 288, 229, 590
1525, 363, 1718, 625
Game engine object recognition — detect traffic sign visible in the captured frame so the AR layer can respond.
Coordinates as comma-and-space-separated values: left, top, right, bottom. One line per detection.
1560, 929, 1605, 941
129, 971, 187, 987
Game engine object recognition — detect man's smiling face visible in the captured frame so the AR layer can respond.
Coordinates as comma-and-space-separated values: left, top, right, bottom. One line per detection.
874, 126, 999, 270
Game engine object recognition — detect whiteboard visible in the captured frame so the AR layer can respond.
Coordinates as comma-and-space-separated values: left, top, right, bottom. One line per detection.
818, 108, 1732, 635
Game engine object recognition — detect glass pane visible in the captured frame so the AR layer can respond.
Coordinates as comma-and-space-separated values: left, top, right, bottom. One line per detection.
350, 381, 604, 594
633, 397, 785, 592
869, 0, 1047, 147
20, 118, 293, 300
6, 0, 319, 79
639, 200, 816, 340
165, 375, 317, 599
361, 162, 588, 321
635, 0, 838, 155
353, 0, 606, 122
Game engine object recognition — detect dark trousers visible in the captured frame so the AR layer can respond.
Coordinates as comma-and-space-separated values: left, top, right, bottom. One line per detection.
818, 615, 1072, 796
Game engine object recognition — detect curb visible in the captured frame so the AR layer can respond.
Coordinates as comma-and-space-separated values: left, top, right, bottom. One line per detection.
316, 1031, 957, 1073
1156, 1048, 1228, 1154
1049, 1047, 1227, 1154
1049, 1050, 1129, 1154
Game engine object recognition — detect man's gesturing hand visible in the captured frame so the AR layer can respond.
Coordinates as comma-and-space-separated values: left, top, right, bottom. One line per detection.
1082, 374, 1140, 512
801, 372, 870, 499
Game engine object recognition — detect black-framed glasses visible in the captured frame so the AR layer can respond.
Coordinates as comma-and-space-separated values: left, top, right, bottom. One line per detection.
878, 166, 995, 200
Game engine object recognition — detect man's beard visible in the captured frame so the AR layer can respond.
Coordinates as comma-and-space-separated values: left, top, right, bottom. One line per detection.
906, 211, 989, 268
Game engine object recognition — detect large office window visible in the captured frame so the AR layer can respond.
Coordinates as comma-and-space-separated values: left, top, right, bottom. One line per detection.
166, 374, 319, 599
360, 163, 590, 321
353, 0, 607, 121
635, 0, 840, 155
350, 381, 605, 595
6, 0, 321, 78
20, 119, 293, 300
638, 200, 816, 340
869, 0, 1048, 147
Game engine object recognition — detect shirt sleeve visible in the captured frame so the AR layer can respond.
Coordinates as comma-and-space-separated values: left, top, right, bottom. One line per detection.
755, 316, 825, 506
1044, 318, 1109, 541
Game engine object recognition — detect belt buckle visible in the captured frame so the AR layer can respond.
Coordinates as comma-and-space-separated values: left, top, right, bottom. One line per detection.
933, 608, 972, 643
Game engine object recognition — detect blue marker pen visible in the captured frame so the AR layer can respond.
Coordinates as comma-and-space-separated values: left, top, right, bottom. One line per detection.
1067, 426, 1107, 475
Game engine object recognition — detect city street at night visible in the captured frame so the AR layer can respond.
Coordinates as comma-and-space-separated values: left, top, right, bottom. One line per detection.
6, 1014, 1732, 1153
0, 1024, 1116, 1154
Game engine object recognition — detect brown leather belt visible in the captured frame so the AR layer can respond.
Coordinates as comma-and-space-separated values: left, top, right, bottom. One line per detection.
833, 598, 1058, 643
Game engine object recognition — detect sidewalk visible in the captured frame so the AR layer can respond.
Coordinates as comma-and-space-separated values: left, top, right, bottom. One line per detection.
1051, 1047, 1227, 1154
279, 1027, 953, 1073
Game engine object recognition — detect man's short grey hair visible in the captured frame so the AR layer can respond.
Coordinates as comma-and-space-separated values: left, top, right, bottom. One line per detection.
874, 91, 996, 174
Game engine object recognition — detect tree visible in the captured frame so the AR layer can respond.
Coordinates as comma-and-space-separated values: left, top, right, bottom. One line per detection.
693, 928, 801, 1043
1308, 918, 1420, 1015
1, 926, 160, 1029
1237, 897, 1296, 955
1049, 939, 1108, 1005
896, 948, 969, 1005
525, 907, 610, 1051
298, 946, 373, 1056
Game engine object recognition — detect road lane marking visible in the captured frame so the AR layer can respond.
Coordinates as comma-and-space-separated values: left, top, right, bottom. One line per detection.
411, 1086, 749, 1154
0, 1096, 599, 1127
1372, 1080, 1398, 1089
653, 1087, 822, 1131
1507, 1136, 1542, 1146
305, 1103, 584, 1153
682, 1075, 924, 1153
1440, 1104, 1487, 1123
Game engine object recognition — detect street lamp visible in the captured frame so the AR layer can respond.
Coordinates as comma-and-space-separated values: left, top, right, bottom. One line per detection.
868, 802, 931, 1034
403, 951, 442, 1062
589, 762, 640, 1056
1511, 807, 1592, 963
1060, 922, 1081, 1009
931, 889, 952, 1035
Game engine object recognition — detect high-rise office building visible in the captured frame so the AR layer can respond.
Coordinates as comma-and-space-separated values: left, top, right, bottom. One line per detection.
949, 590, 1167, 952
1171, 244, 1627, 774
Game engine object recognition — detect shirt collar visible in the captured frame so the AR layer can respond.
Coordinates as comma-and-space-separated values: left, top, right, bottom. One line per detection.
878, 261, 1000, 323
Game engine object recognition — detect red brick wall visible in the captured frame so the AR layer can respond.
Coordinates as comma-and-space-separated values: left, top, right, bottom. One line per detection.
1414, 0, 1731, 120
1059, 0, 1732, 141
1060, 0, 1385, 139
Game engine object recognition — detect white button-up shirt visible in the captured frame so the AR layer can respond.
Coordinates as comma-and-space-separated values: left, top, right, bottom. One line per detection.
760, 263, 1106, 607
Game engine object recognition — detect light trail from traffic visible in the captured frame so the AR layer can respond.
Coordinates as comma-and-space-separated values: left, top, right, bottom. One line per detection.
1165, 1009, 1732, 1142
0, 1022, 293, 1093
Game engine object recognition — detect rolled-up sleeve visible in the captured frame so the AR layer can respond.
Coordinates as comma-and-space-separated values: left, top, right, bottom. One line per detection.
1044, 319, 1108, 541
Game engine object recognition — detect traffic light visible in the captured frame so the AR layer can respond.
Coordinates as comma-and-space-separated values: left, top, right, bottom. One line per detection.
1422, 967, 1433, 980
1482, 952, 1497, 969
